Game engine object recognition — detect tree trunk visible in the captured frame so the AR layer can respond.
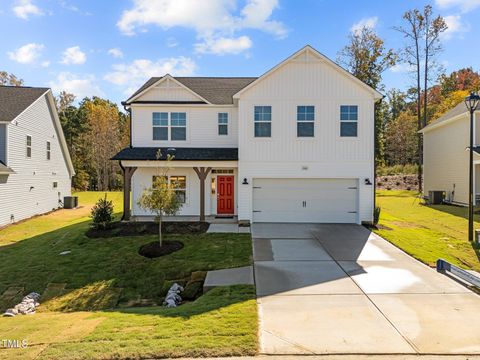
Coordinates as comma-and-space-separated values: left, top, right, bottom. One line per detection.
158, 213, 163, 247
415, 37, 423, 193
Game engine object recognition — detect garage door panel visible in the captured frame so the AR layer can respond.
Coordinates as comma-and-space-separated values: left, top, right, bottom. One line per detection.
252, 178, 358, 223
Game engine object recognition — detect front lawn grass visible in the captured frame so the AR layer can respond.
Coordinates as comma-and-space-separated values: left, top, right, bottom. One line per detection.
375, 190, 480, 271
0, 191, 257, 359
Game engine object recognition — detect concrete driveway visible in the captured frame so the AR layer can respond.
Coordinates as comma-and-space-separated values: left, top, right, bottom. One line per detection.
252, 223, 480, 355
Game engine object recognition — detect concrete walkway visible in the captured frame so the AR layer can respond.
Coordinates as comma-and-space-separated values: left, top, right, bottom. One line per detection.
252, 223, 480, 355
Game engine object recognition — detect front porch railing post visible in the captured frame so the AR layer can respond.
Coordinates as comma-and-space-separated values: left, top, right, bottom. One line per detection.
193, 166, 212, 222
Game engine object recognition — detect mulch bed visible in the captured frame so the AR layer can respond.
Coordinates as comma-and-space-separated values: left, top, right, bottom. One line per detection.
138, 241, 184, 258
86, 221, 209, 238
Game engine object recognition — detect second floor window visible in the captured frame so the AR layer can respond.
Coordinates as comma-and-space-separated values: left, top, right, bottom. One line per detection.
218, 113, 228, 135
171, 112, 186, 141
153, 112, 168, 140
297, 106, 314, 137
46, 141, 51, 160
152, 112, 186, 141
26, 135, 32, 158
254, 106, 271, 137
340, 105, 358, 137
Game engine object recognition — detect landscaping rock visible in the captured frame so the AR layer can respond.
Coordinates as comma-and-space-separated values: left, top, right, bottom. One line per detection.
376, 174, 420, 191
163, 283, 184, 308
3, 292, 41, 317
182, 281, 203, 300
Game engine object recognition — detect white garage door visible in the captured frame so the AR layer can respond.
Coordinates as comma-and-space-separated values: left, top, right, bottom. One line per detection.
252, 178, 358, 223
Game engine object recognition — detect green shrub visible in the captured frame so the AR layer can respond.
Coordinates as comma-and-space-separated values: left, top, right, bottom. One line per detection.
90, 193, 114, 230
373, 206, 381, 225
377, 164, 418, 176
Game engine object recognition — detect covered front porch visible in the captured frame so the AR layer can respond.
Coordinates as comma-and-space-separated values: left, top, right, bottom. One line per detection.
113, 147, 239, 222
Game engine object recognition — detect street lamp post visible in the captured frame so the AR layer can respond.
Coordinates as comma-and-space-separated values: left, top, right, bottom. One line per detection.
465, 92, 480, 242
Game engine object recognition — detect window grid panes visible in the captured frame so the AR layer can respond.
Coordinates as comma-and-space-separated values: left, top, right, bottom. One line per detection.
152, 175, 187, 203
46, 141, 51, 160
170, 112, 186, 141
254, 106, 271, 137
26, 135, 32, 158
297, 106, 315, 137
218, 113, 228, 135
340, 105, 358, 137
152, 112, 168, 140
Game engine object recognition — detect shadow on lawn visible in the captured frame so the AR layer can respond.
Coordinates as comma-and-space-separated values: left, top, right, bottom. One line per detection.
0, 218, 253, 315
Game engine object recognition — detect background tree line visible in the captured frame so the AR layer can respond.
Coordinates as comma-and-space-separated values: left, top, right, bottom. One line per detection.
2, 4, 479, 192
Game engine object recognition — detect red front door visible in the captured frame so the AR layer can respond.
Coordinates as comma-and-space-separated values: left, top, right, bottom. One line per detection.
217, 175, 234, 214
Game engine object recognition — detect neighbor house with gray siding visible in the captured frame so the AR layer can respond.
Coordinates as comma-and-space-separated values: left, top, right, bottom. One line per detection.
0, 86, 74, 226
421, 101, 479, 205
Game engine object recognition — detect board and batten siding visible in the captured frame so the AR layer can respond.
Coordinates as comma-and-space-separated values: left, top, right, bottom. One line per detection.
131, 105, 238, 148
135, 78, 202, 102
236, 51, 376, 223
0, 94, 71, 226
423, 113, 480, 205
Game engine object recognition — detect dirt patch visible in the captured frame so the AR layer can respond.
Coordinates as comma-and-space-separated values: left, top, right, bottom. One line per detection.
376, 174, 419, 191
390, 221, 426, 229
138, 240, 184, 258
86, 221, 209, 238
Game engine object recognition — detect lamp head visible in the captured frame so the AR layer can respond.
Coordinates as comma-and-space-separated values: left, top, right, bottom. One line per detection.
465, 92, 480, 112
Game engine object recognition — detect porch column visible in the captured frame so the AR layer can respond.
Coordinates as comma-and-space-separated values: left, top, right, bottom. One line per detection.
193, 166, 212, 222
120, 164, 137, 221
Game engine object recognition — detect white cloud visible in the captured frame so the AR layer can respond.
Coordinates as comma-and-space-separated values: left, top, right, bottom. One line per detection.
49, 72, 104, 98
195, 35, 252, 55
108, 48, 124, 58
435, 0, 480, 12
117, 0, 286, 54
350, 16, 378, 35
104, 56, 196, 95
61, 46, 87, 65
8, 43, 44, 64
442, 14, 469, 39
389, 63, 415, 74
12, 0, 43, 19
41, 60, 50, 67
166, 37, 178, 48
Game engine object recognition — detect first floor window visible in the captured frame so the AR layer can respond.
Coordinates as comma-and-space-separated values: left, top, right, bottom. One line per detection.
297, 106, 315, 137
254, 106, 271, 137
152, 175, 186, 203
218, 113, 228, 135
53, 181, 58, 189
26, 135, 32, 158
46, 141, 51, 160
170, 175, 186, 203
171, 112, 187, 140
153, 112, 168, 140
340, 105, 358, 137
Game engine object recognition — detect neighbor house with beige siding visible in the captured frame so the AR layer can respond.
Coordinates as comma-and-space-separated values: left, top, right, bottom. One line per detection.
113, 45, 382, 224
421, 101, 479, 205
0, 86, 75, 226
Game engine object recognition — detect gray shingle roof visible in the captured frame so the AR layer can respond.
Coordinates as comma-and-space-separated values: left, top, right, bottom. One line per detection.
422, 100, 480, 131
0, 86, 49, 122
112, 147, 238, 161
125, 77, 257, 105
0, 160, 14, 175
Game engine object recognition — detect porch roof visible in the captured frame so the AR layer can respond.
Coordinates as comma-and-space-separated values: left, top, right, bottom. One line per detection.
112, 147, 238, 161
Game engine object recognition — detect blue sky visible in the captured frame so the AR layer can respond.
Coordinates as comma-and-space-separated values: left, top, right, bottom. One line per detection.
1, 0, 479, 106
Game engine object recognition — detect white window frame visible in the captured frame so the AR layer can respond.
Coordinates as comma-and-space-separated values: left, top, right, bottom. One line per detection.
218, 113, 228, 135
26, 135, 32, 158
152, 112, 168, 141
340, 105, 358, 138
170, 112, 187, 141
297, 105, 315, 137
254, 106, 272, 138
46, 141, 51, 160
152, 175, 187, 204
152, 112, 187, 141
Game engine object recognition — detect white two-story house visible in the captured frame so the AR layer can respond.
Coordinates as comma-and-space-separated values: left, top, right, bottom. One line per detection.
0, 86, 74, 227
113, 46, 382, 224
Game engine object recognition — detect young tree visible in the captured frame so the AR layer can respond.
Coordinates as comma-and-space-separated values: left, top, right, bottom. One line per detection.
55, 91, 76, 113
0, 71, 24, 86
338, 26, 397, 164
394, 5, 447, 191
137, 151, 182, 246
